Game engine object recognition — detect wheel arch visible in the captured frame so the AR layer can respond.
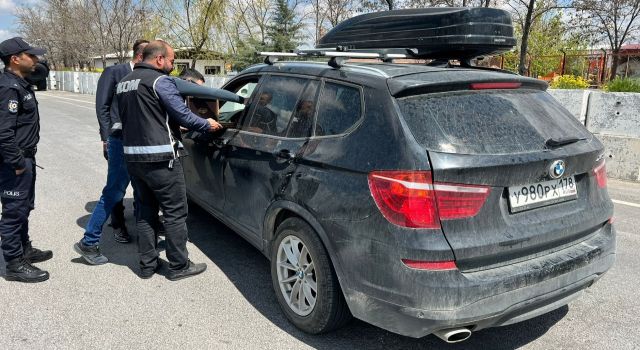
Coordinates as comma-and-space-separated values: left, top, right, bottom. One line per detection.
263, 201, 348, 290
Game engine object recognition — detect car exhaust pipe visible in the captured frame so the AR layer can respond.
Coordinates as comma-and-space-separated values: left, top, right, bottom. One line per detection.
433, 327, 472, 343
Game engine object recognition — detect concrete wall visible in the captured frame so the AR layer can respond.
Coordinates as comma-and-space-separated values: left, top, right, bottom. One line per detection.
548, 89, 640, 182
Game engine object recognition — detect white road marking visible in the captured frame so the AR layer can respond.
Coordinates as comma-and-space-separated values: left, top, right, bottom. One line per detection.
38, 93, 95, 105
38, 97, 95, 110
612, 199, 640, 208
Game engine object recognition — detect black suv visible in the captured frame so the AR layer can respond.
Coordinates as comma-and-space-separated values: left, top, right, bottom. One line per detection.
181, 57, 615, 342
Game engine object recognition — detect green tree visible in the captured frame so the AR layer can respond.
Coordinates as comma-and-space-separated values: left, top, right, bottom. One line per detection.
506, 0, 572, 75
267, 0, 304, 52
233, 36, 271, 71
526, 12, 587, 78
152, 0, 225, 68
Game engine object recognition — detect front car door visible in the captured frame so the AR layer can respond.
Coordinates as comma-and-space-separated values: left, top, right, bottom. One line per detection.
222, 75, 321, 237
182, 76, 259, 212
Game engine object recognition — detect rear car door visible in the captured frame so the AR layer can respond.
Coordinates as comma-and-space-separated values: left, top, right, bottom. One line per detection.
222, 75, 321, 235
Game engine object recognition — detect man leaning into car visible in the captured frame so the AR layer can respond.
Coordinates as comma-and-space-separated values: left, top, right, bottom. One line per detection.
115, 40, 223, 280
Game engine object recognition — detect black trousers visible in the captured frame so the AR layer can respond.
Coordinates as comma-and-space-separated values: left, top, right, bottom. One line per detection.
0, 158, 36, 261
127, 160, 189, 271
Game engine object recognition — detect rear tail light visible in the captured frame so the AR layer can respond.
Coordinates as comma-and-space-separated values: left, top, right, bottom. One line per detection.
593, 161, 607, 188
470, 82, 522, 90
433, 183, 491, 219
368, 171, 490, 229
401, 259, 457, 271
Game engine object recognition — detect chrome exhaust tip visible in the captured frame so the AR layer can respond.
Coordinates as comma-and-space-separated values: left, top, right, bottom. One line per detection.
433, 327, 472, 343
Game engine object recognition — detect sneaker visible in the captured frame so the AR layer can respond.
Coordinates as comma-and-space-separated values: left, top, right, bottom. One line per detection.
166, 260, 207, 281
113, 226, 131, 244
23, 241, 53, 263
5, 258, 49, 283
73, 241, 108, 265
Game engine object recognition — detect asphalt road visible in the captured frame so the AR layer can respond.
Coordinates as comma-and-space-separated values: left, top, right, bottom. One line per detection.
0, 91, 638, 350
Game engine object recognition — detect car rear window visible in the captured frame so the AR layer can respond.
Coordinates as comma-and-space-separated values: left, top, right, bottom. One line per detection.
396, 89, 592, 154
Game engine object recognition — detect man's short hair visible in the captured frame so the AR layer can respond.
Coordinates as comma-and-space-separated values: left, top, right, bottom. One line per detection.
142, 40, 170, 62
132, 39, 149, 59
179, 68, 205, 83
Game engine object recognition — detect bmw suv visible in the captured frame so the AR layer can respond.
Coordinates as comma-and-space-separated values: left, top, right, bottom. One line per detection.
180, 57, 615, 342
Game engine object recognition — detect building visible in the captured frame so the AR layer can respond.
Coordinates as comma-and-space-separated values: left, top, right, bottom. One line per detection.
92, 47, 226, 75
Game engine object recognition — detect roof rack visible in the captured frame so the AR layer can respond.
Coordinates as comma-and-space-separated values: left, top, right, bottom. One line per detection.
259, 49, 409, 68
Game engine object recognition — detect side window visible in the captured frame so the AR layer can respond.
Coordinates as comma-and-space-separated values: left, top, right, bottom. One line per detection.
285, 80, 320, 138
315, 82, 362, 136
218, 80, 258, 123
241, 76, 308, 136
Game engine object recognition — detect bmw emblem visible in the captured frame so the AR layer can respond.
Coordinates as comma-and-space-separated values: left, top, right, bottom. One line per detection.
549, 160, 566, 179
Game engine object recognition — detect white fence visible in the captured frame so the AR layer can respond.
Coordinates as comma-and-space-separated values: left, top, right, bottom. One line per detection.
47, 71, 229, 95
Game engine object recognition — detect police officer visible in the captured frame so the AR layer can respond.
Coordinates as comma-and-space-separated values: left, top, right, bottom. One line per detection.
116, 40, 222, 280
0, 37, 52, 283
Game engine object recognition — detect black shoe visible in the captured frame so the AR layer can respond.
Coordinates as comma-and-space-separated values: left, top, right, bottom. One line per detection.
23, 241, 53, 263
5, 258, 49, 283
113, 226, 131, 243
166, 260, 207, 281
139, 264, 159, 279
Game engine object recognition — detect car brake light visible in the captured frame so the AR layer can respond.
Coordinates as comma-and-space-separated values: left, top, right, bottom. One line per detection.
433, 184, 491, 219
368, 171, 490, 229
368, 171, 440, 228
401, 259, 457, 270
593, 161, 607, 188
470, 82, 522, 90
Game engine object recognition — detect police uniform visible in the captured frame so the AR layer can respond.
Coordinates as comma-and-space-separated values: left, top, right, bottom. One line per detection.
0, 37, 51, 283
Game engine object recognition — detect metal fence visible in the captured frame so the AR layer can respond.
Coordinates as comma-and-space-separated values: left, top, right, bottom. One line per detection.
47, 71, 229, 94
477, 50, 640, 86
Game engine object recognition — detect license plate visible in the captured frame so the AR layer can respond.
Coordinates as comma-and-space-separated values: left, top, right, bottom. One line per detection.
508, 176, 578, 213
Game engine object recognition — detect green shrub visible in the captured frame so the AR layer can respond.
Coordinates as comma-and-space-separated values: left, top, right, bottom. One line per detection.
605, 78, 640, 93
549, 75, 590, 89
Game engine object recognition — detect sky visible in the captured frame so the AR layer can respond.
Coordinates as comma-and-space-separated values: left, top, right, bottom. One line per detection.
0, 0, 27, 42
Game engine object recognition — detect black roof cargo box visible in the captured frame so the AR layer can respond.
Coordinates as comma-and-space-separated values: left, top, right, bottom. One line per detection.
317, 8, 516, 59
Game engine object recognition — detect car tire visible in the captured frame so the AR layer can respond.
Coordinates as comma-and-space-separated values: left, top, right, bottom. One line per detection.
270, 217, 351, 334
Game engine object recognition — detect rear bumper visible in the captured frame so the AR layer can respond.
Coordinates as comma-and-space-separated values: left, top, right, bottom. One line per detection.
340, 223, 616, 338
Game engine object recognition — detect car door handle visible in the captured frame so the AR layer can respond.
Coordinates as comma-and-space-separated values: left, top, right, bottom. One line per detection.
211, 138, 229, 147
275, 149, 294, 160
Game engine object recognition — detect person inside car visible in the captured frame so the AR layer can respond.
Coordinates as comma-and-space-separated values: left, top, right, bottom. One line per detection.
246, 92, 277, 134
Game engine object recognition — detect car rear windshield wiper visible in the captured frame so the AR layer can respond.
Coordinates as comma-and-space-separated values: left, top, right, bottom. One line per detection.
545, 136, 586, 149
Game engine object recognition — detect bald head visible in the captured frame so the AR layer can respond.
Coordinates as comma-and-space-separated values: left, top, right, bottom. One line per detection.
142, 40, 175, 74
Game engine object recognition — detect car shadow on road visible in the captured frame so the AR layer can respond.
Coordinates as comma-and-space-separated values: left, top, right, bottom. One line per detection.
185, 203, 569, 350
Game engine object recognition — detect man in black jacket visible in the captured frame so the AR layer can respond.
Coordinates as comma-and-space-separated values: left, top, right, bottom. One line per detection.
74, 39, 148, 265
116, 40, 222, 280
0, 37, 52, 282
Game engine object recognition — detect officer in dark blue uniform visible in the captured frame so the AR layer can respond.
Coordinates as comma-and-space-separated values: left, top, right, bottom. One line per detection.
0, 37, 52, 283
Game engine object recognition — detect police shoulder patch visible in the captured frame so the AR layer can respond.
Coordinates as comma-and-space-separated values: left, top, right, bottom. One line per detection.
8, 100, 19, 113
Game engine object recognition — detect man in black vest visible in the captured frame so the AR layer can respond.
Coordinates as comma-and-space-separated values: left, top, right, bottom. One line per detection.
0, 37, 52, 283
116, 40, 222, 280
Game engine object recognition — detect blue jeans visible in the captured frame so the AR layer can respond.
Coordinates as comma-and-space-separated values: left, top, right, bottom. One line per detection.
82, 136, 130, 246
